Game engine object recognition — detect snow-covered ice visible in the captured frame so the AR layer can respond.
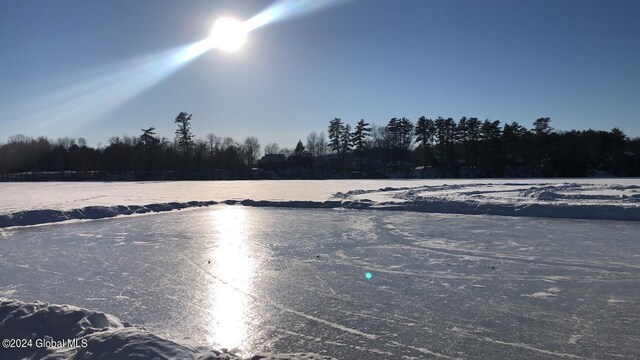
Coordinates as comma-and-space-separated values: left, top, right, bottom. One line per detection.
2, 206, 639, 359
1, 179, 639, 227
1, 179, 639, 358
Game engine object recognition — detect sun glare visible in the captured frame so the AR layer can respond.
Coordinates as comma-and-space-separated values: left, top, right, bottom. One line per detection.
210, 17, 248, 52
206, 207, 254, 351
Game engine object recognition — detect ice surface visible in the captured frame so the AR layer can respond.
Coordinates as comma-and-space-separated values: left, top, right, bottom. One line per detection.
1, 179, 639, 227
2, 207, 639, 359
2, 179, 639, 358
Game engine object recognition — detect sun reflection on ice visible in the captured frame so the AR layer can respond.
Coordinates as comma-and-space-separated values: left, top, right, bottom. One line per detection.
207, 206, 254, 352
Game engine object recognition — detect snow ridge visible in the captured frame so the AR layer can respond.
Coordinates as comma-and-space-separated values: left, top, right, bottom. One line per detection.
1, 197, 639, 229
0, 298, 335, 360
2, 181, 639, 227
0, 201, 217, 228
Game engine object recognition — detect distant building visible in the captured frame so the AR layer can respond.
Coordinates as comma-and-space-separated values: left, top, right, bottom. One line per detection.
257, 154, 286, 169
318, 153, 339, 164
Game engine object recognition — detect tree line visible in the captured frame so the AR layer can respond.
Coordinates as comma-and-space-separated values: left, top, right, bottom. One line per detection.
1, 111, 638, 180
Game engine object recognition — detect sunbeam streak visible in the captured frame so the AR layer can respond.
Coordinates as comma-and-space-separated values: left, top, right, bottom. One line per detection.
245, 0, 346, 31
13, 38, 214, 135
9, 0, 348, 136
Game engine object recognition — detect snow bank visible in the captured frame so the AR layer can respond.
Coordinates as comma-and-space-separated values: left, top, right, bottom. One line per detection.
0, 180, 638, 227
1, 195, 637, 228
0, 298, 334, 360
337, 181, 640, 221
0, 201, 217, 228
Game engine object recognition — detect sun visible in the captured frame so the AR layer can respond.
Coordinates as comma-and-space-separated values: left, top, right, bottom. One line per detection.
210, 17, 248, 52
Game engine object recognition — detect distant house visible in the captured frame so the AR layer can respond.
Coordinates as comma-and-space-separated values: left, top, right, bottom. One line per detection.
257, 154, 286, 169
318, 153, 339, 164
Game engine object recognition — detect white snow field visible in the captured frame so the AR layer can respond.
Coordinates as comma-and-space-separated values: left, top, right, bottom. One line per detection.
0, 179, 639, 227
1, 179, 639, 359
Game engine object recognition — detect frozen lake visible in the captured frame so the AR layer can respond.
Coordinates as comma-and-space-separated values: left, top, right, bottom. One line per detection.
1, 206, 639, 359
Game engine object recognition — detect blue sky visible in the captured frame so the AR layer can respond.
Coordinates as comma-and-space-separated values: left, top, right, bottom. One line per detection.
1, 0, 638, 148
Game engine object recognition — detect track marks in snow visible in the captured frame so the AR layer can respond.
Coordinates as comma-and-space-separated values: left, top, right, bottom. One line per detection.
477, 336, 584, 359
388, 341, 455, 359
176, 252, 380, 341
522, 289, 561, 300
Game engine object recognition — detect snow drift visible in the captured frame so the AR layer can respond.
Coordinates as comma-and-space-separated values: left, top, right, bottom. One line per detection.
0, 298, 334, 360
1, 180, 639, 227
0, 201, 217, 228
